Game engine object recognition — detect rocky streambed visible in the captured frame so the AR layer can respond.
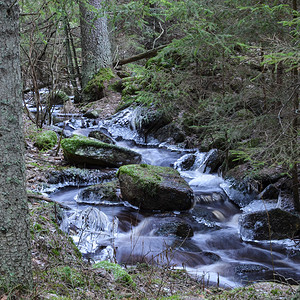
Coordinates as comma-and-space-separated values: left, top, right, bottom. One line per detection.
30, 105, 300, 288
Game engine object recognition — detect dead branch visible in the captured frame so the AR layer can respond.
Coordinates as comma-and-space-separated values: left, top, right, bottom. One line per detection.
27, 193, 70, 210
113, 44, 168, 67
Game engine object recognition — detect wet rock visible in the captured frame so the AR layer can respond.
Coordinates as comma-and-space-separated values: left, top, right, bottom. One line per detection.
88, 131, 116, 144
61, 135, 142, 168
239, 208, 300, 241
203, 149, 222, 173
171, 240, 221, 263
190, 206, 219, 222
234, 264, 271, 283
174, 153, 196, 171
131, 106, 171, 137
118, 164, 195, 211
83, 110, 99, 119
151, 122, 185, 144
259, 184, 279, 200
48, 167, 116, 186
221, 178, 257, 208
45, 125, 73, 138
155, 221, 194, 238
76, 180, 120, 204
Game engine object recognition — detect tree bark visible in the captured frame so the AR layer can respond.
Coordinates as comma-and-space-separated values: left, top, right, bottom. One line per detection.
291, 0, 300, 212
0, 1, 32, 288
79, 0, 112, 102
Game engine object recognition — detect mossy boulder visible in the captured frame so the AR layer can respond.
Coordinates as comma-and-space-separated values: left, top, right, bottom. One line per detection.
61, 135, 142, 168
83, 67, 115, 102
76, 180, 119, 204
34, 130, 57, 150
117, 164, 195, 211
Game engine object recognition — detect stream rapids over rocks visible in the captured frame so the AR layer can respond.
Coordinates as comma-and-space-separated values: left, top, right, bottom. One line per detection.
42, 106, 300, 288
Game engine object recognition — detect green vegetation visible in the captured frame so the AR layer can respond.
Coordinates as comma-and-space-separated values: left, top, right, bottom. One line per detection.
33, 130, 57, 151
83, 67, 115, 99
93, 261, 136, 287
61, 134, 119, 154
117, 163, 182, 195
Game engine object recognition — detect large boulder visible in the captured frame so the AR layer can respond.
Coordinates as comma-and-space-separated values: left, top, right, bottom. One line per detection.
117, 164, 195, 211
61, 135, 142, 168
239, 208, 300, 241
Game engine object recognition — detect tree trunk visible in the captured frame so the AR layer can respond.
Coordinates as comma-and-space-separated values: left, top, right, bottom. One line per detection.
291, 0, 300, 212
0, 2, 32, 288
79, 0, 112, 102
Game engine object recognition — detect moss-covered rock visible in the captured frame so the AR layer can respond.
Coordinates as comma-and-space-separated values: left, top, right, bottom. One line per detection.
61, 135, 142, 168
117, 164, 195, 211
34, 130, 57, 150
83, 67, 115, 102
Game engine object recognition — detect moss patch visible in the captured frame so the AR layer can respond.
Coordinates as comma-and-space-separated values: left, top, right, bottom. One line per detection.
34, 130, 57, 151
93, 261, 136, 287
118, 164, 178, 191
61, 135, 120, 154
83, 68, 115, 101
117, 164, 184, 197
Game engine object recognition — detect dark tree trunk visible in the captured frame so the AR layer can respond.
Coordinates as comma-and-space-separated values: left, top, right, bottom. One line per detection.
0, 1, 32, 288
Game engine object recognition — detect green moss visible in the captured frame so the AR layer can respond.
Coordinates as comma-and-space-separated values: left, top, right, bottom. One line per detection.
83, 67, 115, 94
61, 134, 120, 154
93, 261, 136, 287
34, 130, 57, 151
52, 266, 85, 288
117, 164, 180, 195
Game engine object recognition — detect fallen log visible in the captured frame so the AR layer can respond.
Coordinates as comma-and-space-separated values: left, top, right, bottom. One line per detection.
113, 44, 168, 67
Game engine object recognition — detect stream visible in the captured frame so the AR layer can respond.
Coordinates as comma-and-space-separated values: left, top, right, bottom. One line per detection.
46, 109, 300, 288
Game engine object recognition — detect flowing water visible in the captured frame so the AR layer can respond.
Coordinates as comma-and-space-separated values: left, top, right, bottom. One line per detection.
48, 110, 300, 288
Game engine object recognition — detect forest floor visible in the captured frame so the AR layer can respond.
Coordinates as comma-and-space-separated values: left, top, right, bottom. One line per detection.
5, 98, 298, 299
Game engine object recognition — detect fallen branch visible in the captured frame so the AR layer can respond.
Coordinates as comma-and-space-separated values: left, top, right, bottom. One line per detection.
113, 44, 168, 67
27, 193, 70, 210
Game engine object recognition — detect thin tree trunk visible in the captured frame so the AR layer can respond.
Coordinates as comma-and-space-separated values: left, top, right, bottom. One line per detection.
63, 15, 80, 102
291, 0, 300, 212
0, 1, 32, 288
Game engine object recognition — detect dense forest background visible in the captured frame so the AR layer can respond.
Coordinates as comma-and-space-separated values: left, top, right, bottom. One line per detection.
20, 0, 300, 207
